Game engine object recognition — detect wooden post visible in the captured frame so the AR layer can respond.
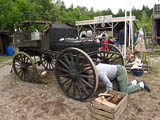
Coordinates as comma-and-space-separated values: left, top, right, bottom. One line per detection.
77, 25, 80, 37
0, 36, 3, 54
131, 21, 134, 53
124, 0, 127, 58
13, 34, 17, 54
112, 22, 114, 38
144, 25, 147, 47
94, 24, 96, 37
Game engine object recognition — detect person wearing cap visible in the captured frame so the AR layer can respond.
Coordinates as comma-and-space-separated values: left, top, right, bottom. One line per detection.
93, 63, 151, 93
134, 28, 146, 59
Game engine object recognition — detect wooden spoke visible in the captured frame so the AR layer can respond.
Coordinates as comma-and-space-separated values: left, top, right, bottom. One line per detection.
56, 66, 70, 74
58, 59, 70, 70
64, 55, 72, 68
78, 67, 92, 74
76, 81, 82, 99
66, 80, 74, 92
79, 74, 93, 79
109, 56, 121, 63
72, 81, 76, 96
79, 77, 93, 89
57, 74, 70, 77
62, 79, 71, 86
79, 80, 89, 96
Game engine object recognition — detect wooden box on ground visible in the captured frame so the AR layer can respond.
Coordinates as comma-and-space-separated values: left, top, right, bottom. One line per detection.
90, 90, 128, 120
125, 63, 152, 72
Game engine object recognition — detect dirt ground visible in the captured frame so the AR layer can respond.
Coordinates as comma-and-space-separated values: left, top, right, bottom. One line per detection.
0, 56, 160, 120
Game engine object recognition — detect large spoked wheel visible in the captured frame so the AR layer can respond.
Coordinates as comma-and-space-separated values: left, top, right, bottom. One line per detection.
55, 47, 98, 101
89, 43, 124, 65
41, 54, 56, 71
13, 52, 39, 82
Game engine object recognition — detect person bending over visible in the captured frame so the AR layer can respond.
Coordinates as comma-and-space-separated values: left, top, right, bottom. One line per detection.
88, 63, 150, 93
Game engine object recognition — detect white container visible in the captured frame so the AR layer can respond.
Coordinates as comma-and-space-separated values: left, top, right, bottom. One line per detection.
31, 31, 42, 40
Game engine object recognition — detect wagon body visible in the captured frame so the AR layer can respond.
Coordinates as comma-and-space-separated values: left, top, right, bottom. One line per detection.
14, 23, 98, 53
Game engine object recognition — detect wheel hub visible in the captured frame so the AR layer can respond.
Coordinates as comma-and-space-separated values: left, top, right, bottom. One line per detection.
47, 58, 52, 63
20, 64, 26, 69
44, 55, 52, 63
70, 70, 79, 80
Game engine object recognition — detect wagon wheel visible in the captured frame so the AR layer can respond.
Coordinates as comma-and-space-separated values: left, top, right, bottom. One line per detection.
41, 54, 56, 71
89, 43, 124, 65
55, 47, 98, 101
13, 52, 39, 82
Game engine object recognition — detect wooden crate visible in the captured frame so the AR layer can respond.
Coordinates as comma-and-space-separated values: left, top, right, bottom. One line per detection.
125, 63, 152, 72
90, 90, 128, 120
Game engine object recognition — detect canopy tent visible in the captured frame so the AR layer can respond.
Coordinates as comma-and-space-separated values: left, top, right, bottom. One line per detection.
75, 15, 136, 58
76, 15, 136, 38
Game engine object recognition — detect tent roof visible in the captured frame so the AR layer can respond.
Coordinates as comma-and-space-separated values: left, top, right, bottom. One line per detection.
75, 15, 136, 26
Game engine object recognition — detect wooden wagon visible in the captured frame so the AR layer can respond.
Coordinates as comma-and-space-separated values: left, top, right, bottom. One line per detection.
12, 14, 124, 101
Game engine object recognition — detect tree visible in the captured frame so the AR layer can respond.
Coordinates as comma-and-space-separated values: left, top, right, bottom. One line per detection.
137, 10, 152, 32
115, 9, 124, 17
0, 0, 153, 32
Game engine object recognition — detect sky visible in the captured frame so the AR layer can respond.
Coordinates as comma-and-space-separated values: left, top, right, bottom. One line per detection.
63, 0, 158, 14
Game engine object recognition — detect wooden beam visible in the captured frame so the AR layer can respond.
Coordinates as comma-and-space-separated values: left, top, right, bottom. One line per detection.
113, 23, 119, 28
106, 23, 112, 27
112, 23, 114, 38
89, 24, 94, 31
77, 25, 82, 37
96, 27, 112, 30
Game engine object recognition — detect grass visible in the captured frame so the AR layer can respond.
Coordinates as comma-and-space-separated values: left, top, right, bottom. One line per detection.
154, 45, 160, 49
149, 55, 160, 58
151, 61, 159, 74
9, 73, 19, 87
75, 112, 83, 116
0, 56, 13, 63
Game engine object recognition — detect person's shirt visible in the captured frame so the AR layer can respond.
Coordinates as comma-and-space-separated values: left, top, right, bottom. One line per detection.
95, 64, 117, 90
100, 40, 109, 50
118, 29, 125, 44
134, 32, 138, 39
108, 40, 114, 44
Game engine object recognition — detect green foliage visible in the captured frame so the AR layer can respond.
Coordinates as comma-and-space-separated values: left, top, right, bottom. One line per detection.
154, 45, 160, 49
137, 10, 152, 32
0, 0, 153, 32
115, 9, 125, 17
0, 56, 13, 63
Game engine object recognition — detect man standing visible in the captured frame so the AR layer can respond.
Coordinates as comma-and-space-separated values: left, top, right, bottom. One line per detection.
95, 63, 150, 93
118, 29, 125, 56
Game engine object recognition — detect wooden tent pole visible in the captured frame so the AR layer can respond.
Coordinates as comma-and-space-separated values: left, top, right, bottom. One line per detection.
124, 0, 127, 58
